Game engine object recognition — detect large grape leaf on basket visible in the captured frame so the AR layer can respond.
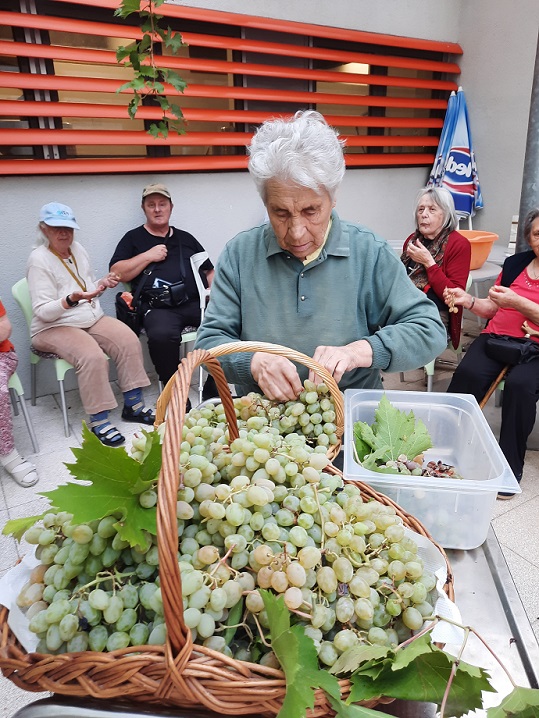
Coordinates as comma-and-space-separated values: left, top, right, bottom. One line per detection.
38, 424, 161, 547
354, 394, 432, 472
261, 590, 341, 718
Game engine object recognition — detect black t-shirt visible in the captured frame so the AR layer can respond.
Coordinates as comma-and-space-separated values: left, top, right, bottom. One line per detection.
109, 225, 212, 297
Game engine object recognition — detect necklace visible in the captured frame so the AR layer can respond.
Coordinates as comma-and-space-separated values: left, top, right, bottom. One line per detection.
48, 247, 94, 305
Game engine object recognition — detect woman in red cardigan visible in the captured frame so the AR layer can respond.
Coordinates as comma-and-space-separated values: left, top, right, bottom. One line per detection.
401, 187, 471, 350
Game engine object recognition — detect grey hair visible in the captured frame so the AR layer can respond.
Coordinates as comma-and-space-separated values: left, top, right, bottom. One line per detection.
523, 207, 539, 244
34, 223, 51, 249
414, 186, 458, 234
248, 110, 346, 202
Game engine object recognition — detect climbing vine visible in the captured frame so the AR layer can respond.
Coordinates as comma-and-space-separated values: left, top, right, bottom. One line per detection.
115, 0, 187, 138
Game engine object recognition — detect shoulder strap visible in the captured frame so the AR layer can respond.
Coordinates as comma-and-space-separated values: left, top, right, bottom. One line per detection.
170, 227, 186, 281
132, 263, 156, 306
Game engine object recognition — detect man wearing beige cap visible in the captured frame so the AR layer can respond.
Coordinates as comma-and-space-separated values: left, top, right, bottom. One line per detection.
110, 183, 214, 401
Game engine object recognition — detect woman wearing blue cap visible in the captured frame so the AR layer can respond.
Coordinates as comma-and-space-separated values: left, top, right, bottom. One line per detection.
26, 202, 155, 446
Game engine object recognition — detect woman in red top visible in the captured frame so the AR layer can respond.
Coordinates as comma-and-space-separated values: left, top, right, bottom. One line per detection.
401, 187, 471, 350
0, 300, 38, 487
445, 208, 539, 496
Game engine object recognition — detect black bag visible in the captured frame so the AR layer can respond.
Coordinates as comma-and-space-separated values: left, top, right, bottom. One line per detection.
143, 280, 190, 309
114, 263, 156, 336
485, 334, 539, 365
141, 239, 191, 309
115, 292, 143, 335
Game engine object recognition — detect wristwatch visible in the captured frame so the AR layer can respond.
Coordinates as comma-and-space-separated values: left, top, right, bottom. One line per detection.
65, 294, 79, 307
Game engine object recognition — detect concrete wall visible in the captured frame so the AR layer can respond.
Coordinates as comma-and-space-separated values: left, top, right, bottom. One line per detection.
2, 0, 538, 398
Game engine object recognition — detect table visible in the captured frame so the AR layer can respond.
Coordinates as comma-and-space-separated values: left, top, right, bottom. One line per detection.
469, 261, 502, 326
10, 529, 539, 718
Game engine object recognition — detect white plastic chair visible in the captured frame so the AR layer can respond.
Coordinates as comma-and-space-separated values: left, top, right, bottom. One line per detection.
190, 251, 212, 405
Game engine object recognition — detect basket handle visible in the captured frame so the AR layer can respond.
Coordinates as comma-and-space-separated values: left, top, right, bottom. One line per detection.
156, 341, 344, 656
206, 341, 344, 445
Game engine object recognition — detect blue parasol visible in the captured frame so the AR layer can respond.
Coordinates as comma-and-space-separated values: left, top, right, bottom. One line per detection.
428, 87, 483, 224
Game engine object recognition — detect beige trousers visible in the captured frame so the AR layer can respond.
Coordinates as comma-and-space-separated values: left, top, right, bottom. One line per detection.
32, 316, 150, 415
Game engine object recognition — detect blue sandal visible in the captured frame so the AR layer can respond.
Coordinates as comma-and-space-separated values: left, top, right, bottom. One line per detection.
121, 403, 155, 425
90, 419, 125, 447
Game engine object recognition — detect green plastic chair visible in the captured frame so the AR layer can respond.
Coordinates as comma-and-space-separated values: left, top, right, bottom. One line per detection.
12, 278, 74, 438
8, 370, 39, 453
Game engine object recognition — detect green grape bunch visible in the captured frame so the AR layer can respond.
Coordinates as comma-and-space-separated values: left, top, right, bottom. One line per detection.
17, 383, 437, 666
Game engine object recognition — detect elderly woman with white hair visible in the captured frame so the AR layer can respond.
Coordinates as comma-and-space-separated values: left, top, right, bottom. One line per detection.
26, 202, 154, 446
196, 110, 447, 400
401, 186, 471, 350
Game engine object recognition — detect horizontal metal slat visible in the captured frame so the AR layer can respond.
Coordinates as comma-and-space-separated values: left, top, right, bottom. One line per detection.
2, 72, 449, 110
0, 128, 440, 147
0, 152, 435, 175
0, 100, 445, 129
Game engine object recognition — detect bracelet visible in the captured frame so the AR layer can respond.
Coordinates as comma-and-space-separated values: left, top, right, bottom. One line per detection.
65, 294, 79, 308
468, 296, 476, 311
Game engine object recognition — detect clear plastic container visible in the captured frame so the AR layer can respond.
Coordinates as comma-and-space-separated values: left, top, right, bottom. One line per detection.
343, 389, 521, 549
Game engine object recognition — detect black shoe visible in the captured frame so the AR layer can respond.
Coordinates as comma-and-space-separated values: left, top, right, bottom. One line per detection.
121, 405, 155, 425
497, 492, 516, 501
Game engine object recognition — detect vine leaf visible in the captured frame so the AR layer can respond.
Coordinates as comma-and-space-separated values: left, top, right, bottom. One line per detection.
349, 635, 494, 717
261, 590, 341, 718
327, 695, 394, 718
487, 686, 539, 716
115, 0, 187, 138
2, 514, 46, 541
329, 644, 390, 676
38, 424, 159, 547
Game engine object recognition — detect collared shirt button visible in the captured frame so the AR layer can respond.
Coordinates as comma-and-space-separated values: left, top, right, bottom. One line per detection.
301, 295, 306, 301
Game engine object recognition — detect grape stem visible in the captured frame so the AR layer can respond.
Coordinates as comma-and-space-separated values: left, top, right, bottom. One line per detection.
72, 569, 135, 597
251, 610, 272, 647
312, 484, 325, 551
208, 544, 240, 579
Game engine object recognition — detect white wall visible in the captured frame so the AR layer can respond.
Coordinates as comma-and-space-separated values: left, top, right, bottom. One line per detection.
2, 0, 538, 397
456, 1, 539, 241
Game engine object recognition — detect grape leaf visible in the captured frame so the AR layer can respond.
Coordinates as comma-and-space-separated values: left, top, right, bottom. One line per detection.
329, 644, 390, 675
487, 686, 539, 717
40, 423, 157, 547
372, 394, 432, 462
327, 695, 394, 717
2, 513, 45, 541
353, 395, 433, 470
261, 590, 341, 718
349, 645, 494, 716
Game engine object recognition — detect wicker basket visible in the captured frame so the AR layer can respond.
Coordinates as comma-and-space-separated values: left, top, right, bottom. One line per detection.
0, 343, 454, 716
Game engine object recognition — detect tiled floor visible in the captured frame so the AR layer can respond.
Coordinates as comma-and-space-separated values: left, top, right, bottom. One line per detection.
1, 329, 538, 717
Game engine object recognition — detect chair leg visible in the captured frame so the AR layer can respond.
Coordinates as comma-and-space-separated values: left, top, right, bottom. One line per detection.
9, 387, 20, 416
31, 364, 37, 406
158, 380, 163, 395
16, 393, 40, 453
58, 379, 71, 437
426, 374, 433, 392
399, 372, 405, 382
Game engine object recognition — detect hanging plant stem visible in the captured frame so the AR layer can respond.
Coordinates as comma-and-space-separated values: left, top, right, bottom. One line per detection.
115, 0, 187, 138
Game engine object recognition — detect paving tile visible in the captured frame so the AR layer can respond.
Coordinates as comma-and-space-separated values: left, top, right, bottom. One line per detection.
492, 495, 539, 568
491, 543, 539, 644
0, 676, 49, 718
